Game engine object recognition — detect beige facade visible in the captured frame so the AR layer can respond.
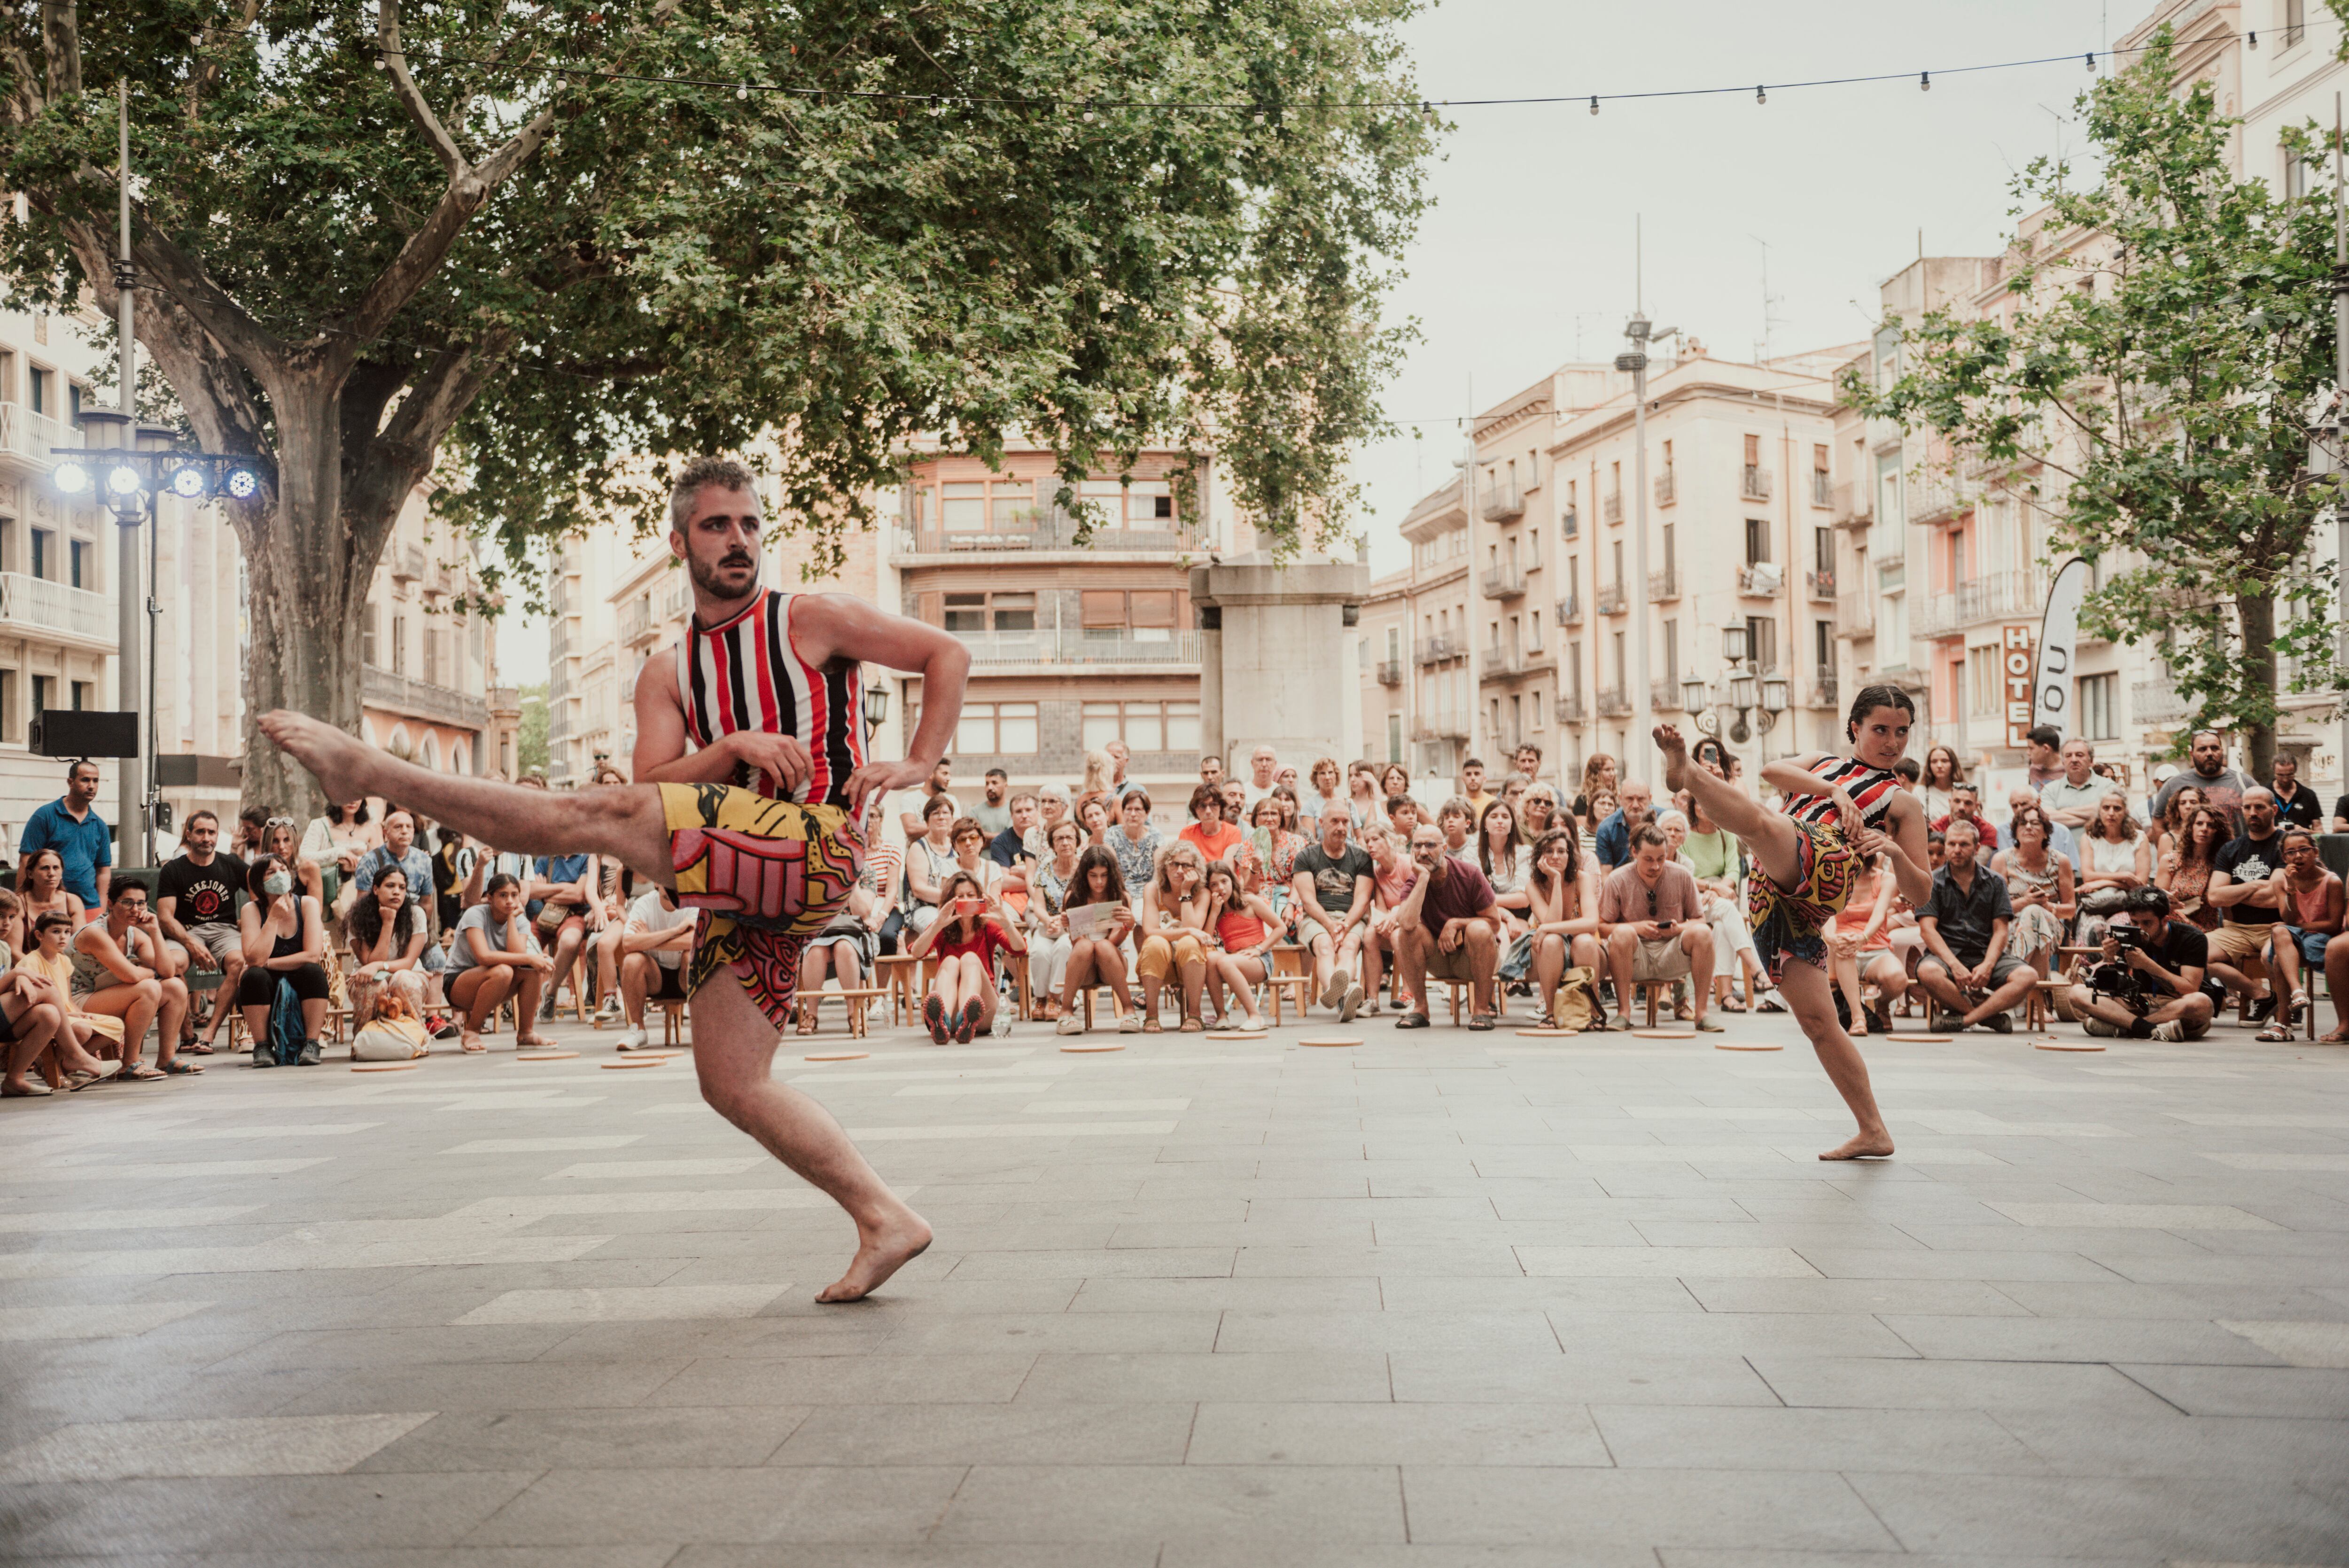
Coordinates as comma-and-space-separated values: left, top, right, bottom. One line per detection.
358, 491, 513, 786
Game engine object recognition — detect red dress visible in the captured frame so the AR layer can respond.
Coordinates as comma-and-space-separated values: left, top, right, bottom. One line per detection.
931, 920, 1012, 980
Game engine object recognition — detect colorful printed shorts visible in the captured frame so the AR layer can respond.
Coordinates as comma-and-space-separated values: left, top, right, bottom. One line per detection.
661, 782, 864, 1031
1746, 818, 1864, 984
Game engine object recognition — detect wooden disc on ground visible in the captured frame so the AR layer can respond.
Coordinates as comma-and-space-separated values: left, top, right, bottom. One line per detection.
1891, 1034, 1954, 1043
601, 1057, 666, 1069
1205, 1029, 1268, 1040
804, 1051, 870, 1062
513, 1050, 579, 1062
1061, 1042, 1126, 1053
350, 1061, 420, 1072
2034, 1038, 2106, 1052
1714, 1041, 1784, 1051
1299, 1036, 1361, 1048
1631, 1029, 1696, 1040
1515, 1027, 1579, 1037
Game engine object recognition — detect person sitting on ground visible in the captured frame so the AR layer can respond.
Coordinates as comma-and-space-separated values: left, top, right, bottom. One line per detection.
1202, 861, 1276, 1032
0, 890, 73, 1097
1991, 801, 2075, 978
1593, 780, 1654, 870
343, 865, 430, 1028
1027, 819, 1085, 1023
1392, 824, 1509, 1030
1053, 845, 1140, 1035
1361, 821, 1416, 1014
1914, 818, 2038, 1033
1827, 851, 1906, 1036
445, 872, 553, 1052
2263, 828, 2344, 1042
155, 809, 247, 1054
2064, 885, 2219, 1041
1524, 828, 1603, 1028
616, 884, 697, 1052
1596, 823, 1721, 1033
908, 869, 1025, 1045
14, 910, 119, 1087
796, 883, 880, 1036
1291, 804, 1374, 1021
1136, 842, 1217, 1031
236, 854, 330, 1067
1177, 782, 1244, 865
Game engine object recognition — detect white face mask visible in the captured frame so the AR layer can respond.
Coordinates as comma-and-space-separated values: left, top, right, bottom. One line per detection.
263, 873, 294, 897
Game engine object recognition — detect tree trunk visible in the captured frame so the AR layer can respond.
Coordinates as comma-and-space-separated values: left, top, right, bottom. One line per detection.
2238, 589, 2277, 782
233, 378, 373, 821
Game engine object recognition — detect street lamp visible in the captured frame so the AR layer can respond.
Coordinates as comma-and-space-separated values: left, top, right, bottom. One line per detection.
863, 674, 893, 741
1689, 623, 1781, 746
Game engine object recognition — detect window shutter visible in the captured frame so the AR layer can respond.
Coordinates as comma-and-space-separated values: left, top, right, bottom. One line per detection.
919, 591, 941, 625
1129, 590, 1176, 629
1081, 590, 1126, 628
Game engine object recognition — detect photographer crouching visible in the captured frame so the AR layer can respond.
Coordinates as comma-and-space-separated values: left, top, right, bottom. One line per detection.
2063, 886, 2219, 1042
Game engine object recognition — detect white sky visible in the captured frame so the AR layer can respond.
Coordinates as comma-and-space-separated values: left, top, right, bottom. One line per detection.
1351, 0, 2115, 575
496, 0, 2118, 682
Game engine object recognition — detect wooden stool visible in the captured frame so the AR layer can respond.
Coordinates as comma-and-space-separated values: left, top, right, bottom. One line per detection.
657, 999, 689, 1048
801, 987, 886, 1039
875, 955, 922, 1027
2026, 976, 2069, 1031
1266, 972, 1314, 1025
1431, 977, 1470, 1025
1635, 980, 1674, 1027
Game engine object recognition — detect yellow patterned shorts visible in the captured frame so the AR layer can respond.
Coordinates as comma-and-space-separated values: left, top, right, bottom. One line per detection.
661, 782, 864, 1030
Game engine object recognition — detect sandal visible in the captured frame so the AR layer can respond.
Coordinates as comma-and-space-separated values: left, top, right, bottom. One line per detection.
1142, 1018, 1164, 1034
119, 1064, 166, 1081
183, 1040, 216, 1055
794, 1010, 818, 1037
1, 1081, 53, 1097
160, 1059, 202, 1075
2256, 1022, 2296, 1043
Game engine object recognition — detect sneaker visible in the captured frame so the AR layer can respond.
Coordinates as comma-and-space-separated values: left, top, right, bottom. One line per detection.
1694, 1015, 1725, 1033
1319, 971, 1348, 1011
955, 999, 983, 1045
1055, 1013, 1085, 1036
617, 1026, 651, 1052
1339, 981, 1364, 1023
539, 996, 558, 1023
1986, 1010, 2014, 1035
923, 995, 949, 1045
428, 1014, 459, 1040
297, 1040, 322, 1066
594, 995, 625, 1023
1928, 1009, 1961, 1033
2151, 1019, 2187, 1042
1609, 1015, 1636, 1032
2247, 992, 2279, 1025
251, 1045, 275, 1070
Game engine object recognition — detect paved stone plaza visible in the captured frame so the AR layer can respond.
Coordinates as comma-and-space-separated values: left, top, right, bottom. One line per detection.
2, 1008, 2348, 1565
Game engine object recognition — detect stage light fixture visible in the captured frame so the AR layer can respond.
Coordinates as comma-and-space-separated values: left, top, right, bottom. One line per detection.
53, 460, 90, 494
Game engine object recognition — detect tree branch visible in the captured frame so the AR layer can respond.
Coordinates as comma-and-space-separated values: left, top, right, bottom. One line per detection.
193, 0, 262, 109
40, 0, 78, 100
376, 0, 467, 180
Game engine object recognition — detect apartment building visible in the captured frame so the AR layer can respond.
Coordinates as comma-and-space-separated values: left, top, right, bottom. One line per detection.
358, 490, 516, 784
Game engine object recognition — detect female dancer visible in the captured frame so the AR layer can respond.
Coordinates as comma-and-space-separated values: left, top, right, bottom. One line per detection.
909, 869, 1025, 1044
1053, 846, 1140, 1035
1524, 828, 1602, 1026
1654, 688, 1932, 1160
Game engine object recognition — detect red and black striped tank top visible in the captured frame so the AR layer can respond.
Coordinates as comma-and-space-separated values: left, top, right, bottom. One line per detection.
1781, 754, 1904, 830
675, 589, 866, 811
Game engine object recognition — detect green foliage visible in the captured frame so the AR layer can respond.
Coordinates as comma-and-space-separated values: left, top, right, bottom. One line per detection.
1842, 29, 2342, 769
0, 0, 1431, 602
516, 682, 549, 776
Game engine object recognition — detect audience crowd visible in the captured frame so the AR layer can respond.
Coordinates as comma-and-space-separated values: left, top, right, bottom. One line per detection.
4, 723, 2346, 1095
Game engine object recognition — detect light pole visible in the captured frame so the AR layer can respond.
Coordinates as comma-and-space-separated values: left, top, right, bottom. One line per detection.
1616, 313, 1675, 781
1682, 624, 1789, 754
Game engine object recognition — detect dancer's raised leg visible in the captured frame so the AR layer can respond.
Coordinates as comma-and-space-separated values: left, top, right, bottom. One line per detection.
1775, 959, 1893, 1159
1654, 724, 1807, 892
686, 962, 931, 1300
264, 711, 670, 884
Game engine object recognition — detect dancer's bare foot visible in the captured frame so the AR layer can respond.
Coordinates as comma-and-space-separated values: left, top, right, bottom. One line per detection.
1820, 1128, 1896, 1160
259, 709, 380, 804
816, 1204, 933, 1303
1653, 724, 1690, 794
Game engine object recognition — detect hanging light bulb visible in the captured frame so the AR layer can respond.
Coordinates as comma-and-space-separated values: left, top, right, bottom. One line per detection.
1588, 95, 1599, 116
1755, 84, 1767, 105
2085, 51, 2097, 72
1920, 70, 1931, 92
2248, 29, 2259, 47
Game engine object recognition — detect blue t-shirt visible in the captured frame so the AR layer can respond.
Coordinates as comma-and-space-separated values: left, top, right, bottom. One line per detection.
19, 798, 111, 906
535, 854, 593, 908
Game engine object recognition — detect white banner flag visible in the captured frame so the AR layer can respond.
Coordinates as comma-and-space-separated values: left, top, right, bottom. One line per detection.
2033, 557, 2093, 739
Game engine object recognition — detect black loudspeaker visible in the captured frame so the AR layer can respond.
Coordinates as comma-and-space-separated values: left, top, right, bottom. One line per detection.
28, 710, 139, 759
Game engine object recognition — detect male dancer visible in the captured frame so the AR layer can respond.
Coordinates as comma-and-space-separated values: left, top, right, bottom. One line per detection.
263, 456, 970, 1302
1652, 691, 1933, 1160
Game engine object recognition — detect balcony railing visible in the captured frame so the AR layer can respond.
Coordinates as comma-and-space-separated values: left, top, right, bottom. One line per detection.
1555, 691, 1587, 724
1602, 493, 1623, 525
1481, 475, 1525, 521
1648, 565, 1680, 600
1375, 658, 1403, 687
898, 516, 1201, 556
0, 404, 74, 470
1519, 644, 1555, 670
1653, 468, 1676, 506
1805, 675, 1840, 710
1910, 569, 2046, 639
2132, 676, 2190, 725
1554, 595, 1582, 627
1412, 718, 1470, 744
489, 685, 520, 715
1482, 644, 1523, 676
1479, 564, 1526, 599
948, 628, 1201, 667
1810, 471, 1832, 507
1596, 582, 1627, 615
391, 546, 426, 583
1416, 633, 1462, 666
363, 666, 491, 730
1735, 562, 1783, 596
1836, 589, 1875, 637
618, 598, 652, 645
1741, 466, 1773, 502
0, 570, 110, 646
1806, 568, 1836, 602
1908, 470, 1967, 524
1650, 677, 1683, 711
1559, 507, 1579, 540
1596, 684, 1634, 717
1832, 479, 1872, 524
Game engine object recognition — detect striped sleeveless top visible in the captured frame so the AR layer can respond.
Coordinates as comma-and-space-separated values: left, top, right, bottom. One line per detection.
1781, 754, 1904, 830
674, 589, 866, 811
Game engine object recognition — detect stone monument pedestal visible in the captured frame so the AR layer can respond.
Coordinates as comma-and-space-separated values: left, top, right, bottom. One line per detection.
1190, 553, 1369, 776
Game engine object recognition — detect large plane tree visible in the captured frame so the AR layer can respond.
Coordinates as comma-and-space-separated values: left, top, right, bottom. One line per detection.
0, 0, 1431, 806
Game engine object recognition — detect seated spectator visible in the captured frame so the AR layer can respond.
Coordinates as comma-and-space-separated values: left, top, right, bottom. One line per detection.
0, 889, 72, 1097
1052, 846, 1140, 1035
236, 854, 330, 1067
2076, 790, 2151, 938
1138, 841, 1217, 1031
1596, 824, 1720, 1033
18, 847, 84, 929
903, 795, 960, 935
75, 880, 193, 1076
797, 885, 879, 1036
1592, 780, 1654, 870
526, 843, 599, 1017
1177, 783, 1243, 864
1027, 819, 1085, 1023
1385, 795, 1423, 840
1291, 807, 1374, 1020
909, 869, 1024, 1044
2064, 886, 2218, 1041
1201, 861, 1275, 1032
155, 809, 247, 1053
1914, 819, 2038, 1032
1827, 851, 1908, 1035
1524, 828, 1602, 1028
1435, 798, 1475, 855
343, 866, 431, 1029
260, 815, 327, 909
1244, 794, 1307, 933
299, 795, 381, 914
617, 884, 697, 1052
988, 792, 1040, 870
973, 767, 1015, 837
447, 872, 552, 1052
1361, 822, 1417, 1014
1023, 784, 1073, 860
2263, 828, 2344, 1042
14, 909, 120, 1087
897, 758, 956, 842
1991, 802, 2076, 977
1391, 825, 1508, 1030
1930, 783, 1999, 858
